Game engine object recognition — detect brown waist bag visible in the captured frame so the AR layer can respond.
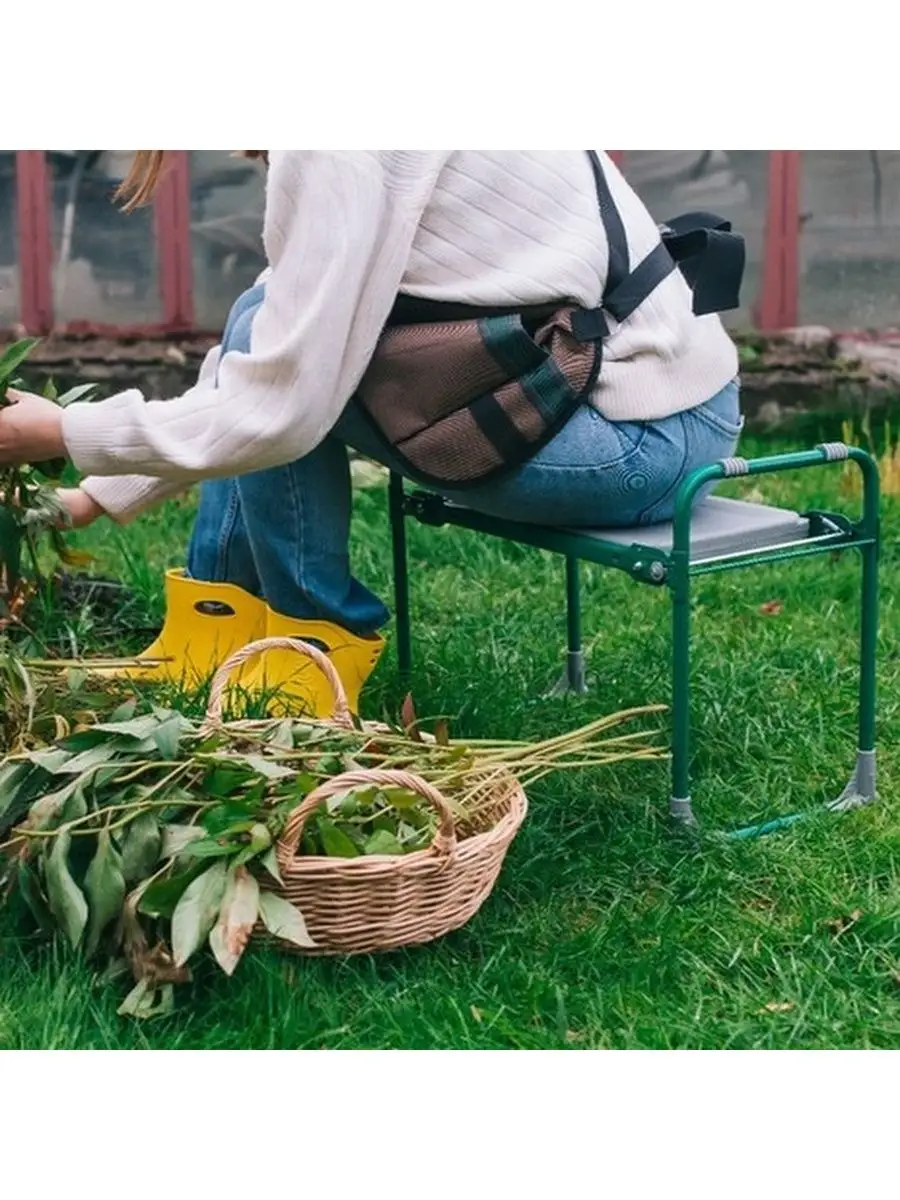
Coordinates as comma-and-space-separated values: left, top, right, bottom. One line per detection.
352, 152, 744, 491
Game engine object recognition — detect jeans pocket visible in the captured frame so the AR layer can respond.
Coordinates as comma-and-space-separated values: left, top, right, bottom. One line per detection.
689, 381, 744, 441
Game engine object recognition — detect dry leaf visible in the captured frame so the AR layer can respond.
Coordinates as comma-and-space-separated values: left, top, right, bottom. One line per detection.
825, 908, 863, 936
757, 1001, 795, 1015
470, 1005, 483, 1023
209, 867, 259, 976
759, 601, 784, 616
401, 693, 423, 742
350, 459, 389, 490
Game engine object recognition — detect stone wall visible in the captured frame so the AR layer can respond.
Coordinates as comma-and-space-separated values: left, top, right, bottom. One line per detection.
6, 327, 900, 432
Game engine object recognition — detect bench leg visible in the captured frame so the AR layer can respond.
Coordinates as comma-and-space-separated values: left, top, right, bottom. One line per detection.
831, 534, 879, 810
389, 471, 412, 679
547, 556, 589, 696
669, 553, 696, 826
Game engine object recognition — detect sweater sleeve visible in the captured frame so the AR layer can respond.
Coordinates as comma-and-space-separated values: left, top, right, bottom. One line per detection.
61, 151, 421, 519
76, 343, 220, 520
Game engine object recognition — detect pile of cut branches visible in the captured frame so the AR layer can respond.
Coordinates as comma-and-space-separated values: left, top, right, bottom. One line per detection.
0, 693, 665, 1017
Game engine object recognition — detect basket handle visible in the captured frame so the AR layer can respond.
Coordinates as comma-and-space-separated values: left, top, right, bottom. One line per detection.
277, 768, 457, 867
204, 636, 353, 729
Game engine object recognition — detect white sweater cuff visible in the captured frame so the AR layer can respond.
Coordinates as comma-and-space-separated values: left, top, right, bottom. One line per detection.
79, 473, 187, 523
61, 388, 153, 477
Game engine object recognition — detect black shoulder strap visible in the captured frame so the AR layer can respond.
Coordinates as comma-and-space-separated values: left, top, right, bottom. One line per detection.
586, 150, 630, 298
574, 153, 745, 341
574, 151, 676, 342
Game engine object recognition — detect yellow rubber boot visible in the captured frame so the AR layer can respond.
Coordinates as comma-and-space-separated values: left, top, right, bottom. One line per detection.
96, 569, 266, 688
247, 607, 385, 717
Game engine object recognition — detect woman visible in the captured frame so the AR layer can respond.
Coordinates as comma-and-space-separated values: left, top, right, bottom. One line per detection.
0, 150, 742, 715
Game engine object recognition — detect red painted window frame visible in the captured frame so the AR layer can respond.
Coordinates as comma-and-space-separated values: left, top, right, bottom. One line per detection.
8, 149, 801, 336
154, 151, 194, 332
11, 149, 195, 337
614, 150, 800, 332
15, 151, 53, 333
757, 150, 800, 330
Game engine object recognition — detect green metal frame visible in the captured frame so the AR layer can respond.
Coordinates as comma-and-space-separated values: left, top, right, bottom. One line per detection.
388, 444, 880, 833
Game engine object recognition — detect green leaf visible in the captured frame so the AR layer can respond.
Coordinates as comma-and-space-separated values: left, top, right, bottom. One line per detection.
294, 772, 319, 796
27, 747, 73, 775
248, 822, 272, 853
268, 719, 295, 750
208, 867, 259, 976
16, 861, 53, 931
171, 860, 227, 967
258, 891, 316, 949
152, 715, 183, 760
83, 829, 127, 957
380, 786, 424, 810
59, 780, 88, 824
396, 821, 420, 845
56, 383, 99, 408
108, 699, 138, 723
0, 338, 40, 387
138, 863, 207, 918
55, 741, 121, 776
240, 754, 295, 781
93, 765, 129, 790
58, 728, 109, 752
317, 818, 361, 858
0, 759, 29, 802
325, 788, 355, 815
180, 840, 237, 860
259, 845, 283, 885
45, 829, 89, 950
24, 777, 85, 832
204, 765, 251, 797
160, 824, 206, 860
119, 813, 162, 885
202, 802, 258, 837
93, 714, 167, 739
0, 762, 37, 835
363, 829, 405, 856
229, 821, 274, 870
66, 667, 87, 693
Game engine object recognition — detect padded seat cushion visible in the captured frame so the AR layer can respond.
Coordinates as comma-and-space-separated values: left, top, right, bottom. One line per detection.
577, 497, 810, 560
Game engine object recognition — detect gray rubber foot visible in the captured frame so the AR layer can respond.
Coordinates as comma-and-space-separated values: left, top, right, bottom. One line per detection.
828, 749, 877, 813
545, 650, 590, 697
669, 796, 698, 827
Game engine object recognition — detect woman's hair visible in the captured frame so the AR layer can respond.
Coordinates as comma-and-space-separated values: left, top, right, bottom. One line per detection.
115, 151, 267, 211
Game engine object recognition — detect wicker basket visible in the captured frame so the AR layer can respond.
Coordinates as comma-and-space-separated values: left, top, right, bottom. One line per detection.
204, 638, 528, 956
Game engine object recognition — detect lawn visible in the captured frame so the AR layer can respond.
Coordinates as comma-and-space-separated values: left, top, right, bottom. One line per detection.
1, 429, 899, 1050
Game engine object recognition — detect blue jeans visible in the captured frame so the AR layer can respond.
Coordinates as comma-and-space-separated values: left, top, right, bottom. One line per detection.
187, 284, 743, 634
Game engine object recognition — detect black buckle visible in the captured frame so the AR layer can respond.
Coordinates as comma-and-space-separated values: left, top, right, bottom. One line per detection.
571, 308, 609, 344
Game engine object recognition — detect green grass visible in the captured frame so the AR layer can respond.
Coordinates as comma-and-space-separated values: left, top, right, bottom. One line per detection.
2, 431, 900, 1049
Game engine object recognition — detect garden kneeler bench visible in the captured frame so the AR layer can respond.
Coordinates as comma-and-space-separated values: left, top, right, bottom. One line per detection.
387, 442, 880, 835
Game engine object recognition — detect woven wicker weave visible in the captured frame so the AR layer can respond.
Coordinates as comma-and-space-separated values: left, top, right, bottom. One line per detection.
205, 638, 528, 956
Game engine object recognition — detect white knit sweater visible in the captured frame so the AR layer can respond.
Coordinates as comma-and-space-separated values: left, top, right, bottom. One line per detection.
65, 150, 739, 521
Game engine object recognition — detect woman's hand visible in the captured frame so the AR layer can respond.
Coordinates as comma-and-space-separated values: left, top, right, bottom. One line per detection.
0, 389, 66, 465
55, 488, 106, 529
